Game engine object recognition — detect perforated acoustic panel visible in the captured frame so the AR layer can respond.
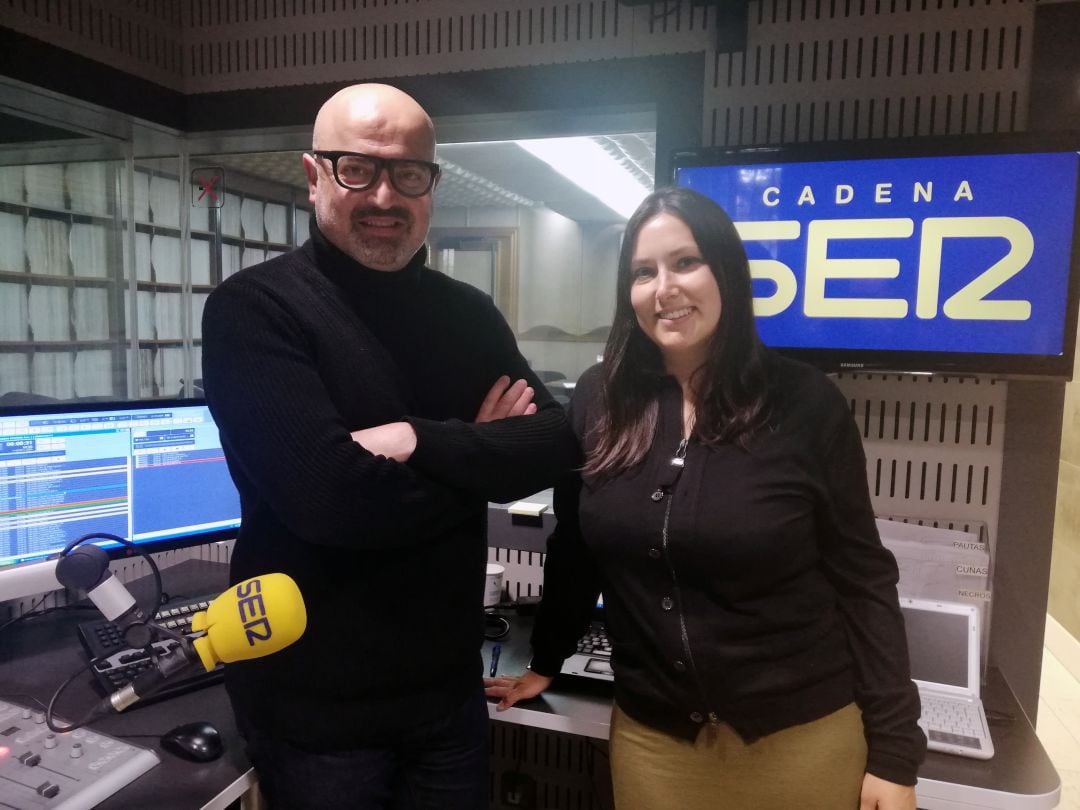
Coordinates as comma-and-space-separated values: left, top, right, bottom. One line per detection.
178, 0, 713, 93
4, 1, 1037, 148
834, 373, 1005, 548
704, 0, 1034, 144
1, 0, 186, 91
489, 721, 612, 810
490, 545, 546, 604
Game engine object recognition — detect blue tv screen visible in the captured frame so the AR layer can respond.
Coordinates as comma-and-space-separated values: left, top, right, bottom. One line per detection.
673, 136, 1080, 378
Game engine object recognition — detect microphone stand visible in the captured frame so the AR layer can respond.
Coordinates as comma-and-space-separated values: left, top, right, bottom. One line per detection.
46, 533, 188, 730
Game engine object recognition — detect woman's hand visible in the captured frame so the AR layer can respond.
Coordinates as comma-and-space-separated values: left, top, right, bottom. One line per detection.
860, 773, 916, 810
483, 670, 553, 710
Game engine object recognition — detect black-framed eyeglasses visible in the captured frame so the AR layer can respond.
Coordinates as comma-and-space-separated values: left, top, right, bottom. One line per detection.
312, 150, 440, 197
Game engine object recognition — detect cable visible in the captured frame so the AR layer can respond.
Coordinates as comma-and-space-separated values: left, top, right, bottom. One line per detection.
53, 532, 167, 656
3, 531, 159, 642
0, 594, 51, 637
45, 661, 104, 734
59, 532, 165, 617
484, 614, 511, 640
0, 603, 99, 644
36, 533, 172, 732
1, 594, 46, 625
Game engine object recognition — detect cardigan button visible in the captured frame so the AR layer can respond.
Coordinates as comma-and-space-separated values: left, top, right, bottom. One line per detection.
673, 659, 686, 673
650, 488, 664, 502
690, 711, 704, 723
648, 547, 661, 559
661, 597, 674, 611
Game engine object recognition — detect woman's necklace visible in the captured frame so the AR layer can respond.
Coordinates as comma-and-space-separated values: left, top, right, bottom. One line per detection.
672, 404, 695, 468
683, 401, 697, 439
671, 437, 689, 468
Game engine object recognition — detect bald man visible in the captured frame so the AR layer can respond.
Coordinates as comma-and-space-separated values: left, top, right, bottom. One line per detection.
305, 84, 435, 272
202, 84, 575, 810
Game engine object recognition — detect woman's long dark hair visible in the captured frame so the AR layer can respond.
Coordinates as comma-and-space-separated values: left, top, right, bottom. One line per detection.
584, 186, 772, 477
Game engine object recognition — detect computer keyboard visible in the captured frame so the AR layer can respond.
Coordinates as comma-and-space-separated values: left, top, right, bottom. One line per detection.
77, 593, 224, 706
919, 693, 985, 747
576, 624, 612, 657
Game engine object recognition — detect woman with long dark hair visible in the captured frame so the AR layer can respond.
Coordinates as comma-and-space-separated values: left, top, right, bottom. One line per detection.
485, 187, 925, 809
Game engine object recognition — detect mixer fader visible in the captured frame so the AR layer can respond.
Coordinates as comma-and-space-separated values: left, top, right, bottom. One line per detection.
0, 698, 159, 809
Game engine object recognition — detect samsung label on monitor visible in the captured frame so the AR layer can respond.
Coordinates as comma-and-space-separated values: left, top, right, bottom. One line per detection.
677, 151, 1080, 358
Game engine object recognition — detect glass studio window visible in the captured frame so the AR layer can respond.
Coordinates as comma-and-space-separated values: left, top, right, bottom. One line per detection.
0, 144, 310, 405
0, 91, 654, 405
1, 159, 129, 402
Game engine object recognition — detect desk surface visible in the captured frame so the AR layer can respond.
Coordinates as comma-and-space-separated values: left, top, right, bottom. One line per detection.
0, 560, 253, 810
482, 613, 1062, 810
0, 560, 1062, 810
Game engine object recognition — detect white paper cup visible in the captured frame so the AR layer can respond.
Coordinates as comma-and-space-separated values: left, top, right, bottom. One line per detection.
484, 563, 505, 608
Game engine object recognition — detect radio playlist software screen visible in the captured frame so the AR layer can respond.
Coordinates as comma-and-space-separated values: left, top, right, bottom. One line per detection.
0, 405, 240, 566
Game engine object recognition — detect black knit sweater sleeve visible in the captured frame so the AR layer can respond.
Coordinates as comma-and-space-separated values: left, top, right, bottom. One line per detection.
405, 289, 578, 503
812, 378, 927, 785
202, 270, 475, 550
527, 365, 604, 676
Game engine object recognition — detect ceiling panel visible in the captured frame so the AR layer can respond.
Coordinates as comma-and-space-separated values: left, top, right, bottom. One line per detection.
197, 132, 655, 223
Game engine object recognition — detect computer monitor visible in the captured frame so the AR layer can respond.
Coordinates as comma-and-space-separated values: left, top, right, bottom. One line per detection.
0, 399, 241, 601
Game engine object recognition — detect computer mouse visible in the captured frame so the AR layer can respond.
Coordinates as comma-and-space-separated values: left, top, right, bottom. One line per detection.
160, 721, 225, 763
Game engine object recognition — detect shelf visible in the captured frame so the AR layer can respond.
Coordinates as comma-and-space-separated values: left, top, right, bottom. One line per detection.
135, 281, 215, 293
136, 339, 204, 348
2, 163, 306, 399
0, 200, 115, 226
0, 271, 115, 287
0, 340, 120, 351
134, 222, 215, 239
220, 236, 293, 250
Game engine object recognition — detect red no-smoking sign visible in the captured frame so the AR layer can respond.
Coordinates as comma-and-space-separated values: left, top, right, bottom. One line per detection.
192, 167, 225, 208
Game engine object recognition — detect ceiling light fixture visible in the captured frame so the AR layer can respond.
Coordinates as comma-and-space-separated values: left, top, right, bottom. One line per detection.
515, 136, 651, 220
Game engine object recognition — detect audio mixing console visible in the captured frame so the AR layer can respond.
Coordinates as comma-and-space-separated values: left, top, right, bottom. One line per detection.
0, 698, 159, 809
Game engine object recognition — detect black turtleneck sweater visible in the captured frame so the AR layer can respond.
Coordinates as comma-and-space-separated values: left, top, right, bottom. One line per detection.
201, 225, 575, 749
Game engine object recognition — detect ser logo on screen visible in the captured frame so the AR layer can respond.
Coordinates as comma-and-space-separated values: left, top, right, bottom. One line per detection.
679, 149, 1079, 357
736, 215, 1034, 322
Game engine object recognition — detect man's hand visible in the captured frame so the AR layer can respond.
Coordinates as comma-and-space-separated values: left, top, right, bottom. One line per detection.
483, 670, 553, 710
351, 375, 535, 461
475, 375, 536, 423
860, 773, 917, 810
351, 422, 417, 462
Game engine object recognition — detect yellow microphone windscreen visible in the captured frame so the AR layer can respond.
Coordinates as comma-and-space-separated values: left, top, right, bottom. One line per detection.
190, 573, 307, 671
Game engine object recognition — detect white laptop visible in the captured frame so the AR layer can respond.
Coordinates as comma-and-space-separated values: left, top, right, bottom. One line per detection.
900, 596, 995, 760
559, 594, 614, 683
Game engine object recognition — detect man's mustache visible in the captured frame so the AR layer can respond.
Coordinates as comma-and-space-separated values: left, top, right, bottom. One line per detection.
352, 207, 414, 225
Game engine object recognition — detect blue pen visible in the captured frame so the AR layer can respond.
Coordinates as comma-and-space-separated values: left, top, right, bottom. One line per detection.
489, 643, 502, 677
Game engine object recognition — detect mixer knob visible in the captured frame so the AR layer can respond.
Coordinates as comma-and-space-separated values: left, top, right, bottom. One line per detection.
44, 734, 58, 749
32, 710, 45, 724
70, 743, 83, 758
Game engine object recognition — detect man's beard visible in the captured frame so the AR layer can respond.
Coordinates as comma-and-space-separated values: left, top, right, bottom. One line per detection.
348, 206, 420, 270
